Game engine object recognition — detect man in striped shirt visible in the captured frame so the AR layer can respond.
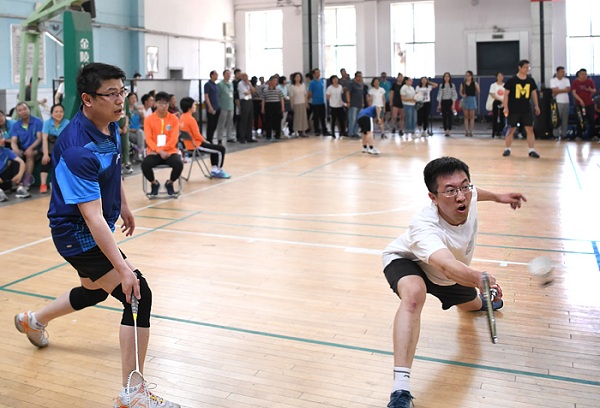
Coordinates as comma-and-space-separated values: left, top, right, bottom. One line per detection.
261, 75, 285, 141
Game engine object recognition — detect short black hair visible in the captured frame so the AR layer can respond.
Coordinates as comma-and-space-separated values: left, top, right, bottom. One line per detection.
76, 62, 126, 100
141, 93, 153, 104
50, 104, 64, 114
556, 66, 564, 72
155, 91, 169, 103
518, 59, 530, 68
424, 157, 471, 194
329, 75, 338, 83
180, 96, 195, 113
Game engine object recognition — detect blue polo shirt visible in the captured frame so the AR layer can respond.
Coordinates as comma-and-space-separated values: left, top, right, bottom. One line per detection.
357, 105, 378, 119
2, 119, 15, 143
309, 79, 325, 105
10, 116, 43, 150
47, 109, 122, 257
0, 147, 17, 174
42, 118, 70, 143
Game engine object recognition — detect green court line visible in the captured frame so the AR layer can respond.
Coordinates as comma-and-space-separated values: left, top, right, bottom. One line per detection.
3, 287, 599, 389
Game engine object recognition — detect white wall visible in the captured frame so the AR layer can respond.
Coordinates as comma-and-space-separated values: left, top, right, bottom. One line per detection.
144, 0, 234, 79
234, 0, 568, 81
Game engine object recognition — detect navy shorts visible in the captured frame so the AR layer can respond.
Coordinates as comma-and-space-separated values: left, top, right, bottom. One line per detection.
507, 110, 533, 127
64, 246, 127, 282
384, 258, 477, 310
357, 116, 373, 134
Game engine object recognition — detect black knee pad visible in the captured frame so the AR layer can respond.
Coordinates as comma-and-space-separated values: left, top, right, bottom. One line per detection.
110, 269, 152, 328
69, 287, 109, 310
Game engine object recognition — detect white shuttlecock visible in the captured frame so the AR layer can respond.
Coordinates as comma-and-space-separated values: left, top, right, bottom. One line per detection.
528, 256, 554, 276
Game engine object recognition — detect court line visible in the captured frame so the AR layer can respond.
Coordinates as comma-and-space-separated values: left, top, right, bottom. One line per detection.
297, 151, 361, 176
280, 206, 412, 217
0, 236, 53, 257
592, 241, 600, 271
565, 146, 583, 190
3, 287, 599, 389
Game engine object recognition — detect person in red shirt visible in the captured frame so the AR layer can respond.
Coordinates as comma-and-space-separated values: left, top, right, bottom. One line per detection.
142, 91, 183, 196
179, 97, 230, 179
571, 68, 597, 140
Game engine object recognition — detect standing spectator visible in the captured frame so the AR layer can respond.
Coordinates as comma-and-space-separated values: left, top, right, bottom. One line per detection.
10, 102, 43, 196
571, 68, 596, 141
380, 72, 393, 124
502, 59, 541, 158
232, 68, 242, 142
40, 104, 69, 193
54, 76, 64, 105
304, 72, 314, 134
401, 77, 417, 136
251, 76, 264, 136
261, 75, 285, 141
415, 77, 438, 136
346, 71, 365, 138
289, 73, 309, 137
369, 78, 387, 136
167, 94, 181, 118
486, 72, 506, 138
389, 73, 405, 135
550, 67, 571, 140
179, 97, 230, 179
127, 92, 144, 161
460, 70, 480, 137
339, 68, 352, 133
142, 91, 183, 196
437, 72, 458, 137
118, 96, 131, 174
204, 70, 221, 143
238, 73, 256, 143
0, 146, 27, 201
308, 68, 328, 136
277, 76, 291, 136
131, 72, 142, 94
326, 75, 346, 138
217, 69, 235, 144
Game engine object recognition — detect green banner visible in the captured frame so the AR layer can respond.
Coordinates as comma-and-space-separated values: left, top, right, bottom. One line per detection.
63, 10, 93, 119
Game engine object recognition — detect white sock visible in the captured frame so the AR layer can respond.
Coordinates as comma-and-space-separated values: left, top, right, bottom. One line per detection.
393, 367, 411, 392
505, 147, 511, 151
212, 165, 218, 172
30, 312, 45, 328
529, 147, 535, 153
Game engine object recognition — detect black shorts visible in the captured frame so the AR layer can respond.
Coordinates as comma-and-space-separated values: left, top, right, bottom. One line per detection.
507, 110, 533, 127
383, 258, 477, 310
357, 116, 373, 134
64, 246, 127, 282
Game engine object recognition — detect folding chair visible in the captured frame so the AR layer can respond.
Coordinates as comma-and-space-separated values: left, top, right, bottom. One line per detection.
179, 131, 213, 181
141, 140, 183, 199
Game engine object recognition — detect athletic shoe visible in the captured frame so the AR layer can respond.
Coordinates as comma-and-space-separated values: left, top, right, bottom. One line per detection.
211, 169, 231, 179
114, 384, 181, 408
39, 184, 48, 194
478, 294, 504, 311
15, 186, 31, 198
362, 147, 368, 153
14, 311, 48, 348
368, 147, 380, 155
0, 189, 8, 202
124, 165, 133, 174
502, 149, 511, 157
150, 182, 160, 196
164, 181, 175, 196
388, 390, 414, 408
528, 151, 540, 159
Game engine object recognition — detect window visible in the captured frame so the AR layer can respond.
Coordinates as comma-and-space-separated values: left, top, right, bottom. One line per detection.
245, 10, 283, 78
324, 6, 357, 77
390, 2, 435, 78
566, 0, 600, 74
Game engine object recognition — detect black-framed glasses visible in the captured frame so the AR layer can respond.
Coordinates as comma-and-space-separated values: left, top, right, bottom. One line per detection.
93, 89, 127, 100
438, 184, 473, 198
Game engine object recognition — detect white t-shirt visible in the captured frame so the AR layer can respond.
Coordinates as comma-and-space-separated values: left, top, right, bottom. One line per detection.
486, 82, 505, 111
415, 85, 432, 103
550, 77, 571, 104
382, 188, 478, 286
400, 86, 416, 106
326, 85, 344, 108
369, 87, 386, 107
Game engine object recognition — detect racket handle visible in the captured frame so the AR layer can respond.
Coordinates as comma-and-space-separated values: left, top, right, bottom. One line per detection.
131, 295, 139, 314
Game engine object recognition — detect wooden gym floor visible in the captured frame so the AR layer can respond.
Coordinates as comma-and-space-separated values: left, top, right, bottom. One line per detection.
1, 129, 599, 407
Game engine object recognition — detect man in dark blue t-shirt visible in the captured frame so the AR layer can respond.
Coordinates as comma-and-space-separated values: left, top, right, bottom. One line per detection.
308, 68, 329, 136
14, 62, 181, 408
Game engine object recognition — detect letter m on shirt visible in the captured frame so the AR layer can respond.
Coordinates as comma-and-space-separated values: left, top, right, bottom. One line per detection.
515, 84, 530, 99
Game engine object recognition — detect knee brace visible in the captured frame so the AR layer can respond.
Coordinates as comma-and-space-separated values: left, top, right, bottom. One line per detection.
110, 269, 152, 328
69, 287, 109, 310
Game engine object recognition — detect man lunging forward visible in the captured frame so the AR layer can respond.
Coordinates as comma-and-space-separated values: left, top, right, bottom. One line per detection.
14, 63, 180, 408
383, 157, 526, 407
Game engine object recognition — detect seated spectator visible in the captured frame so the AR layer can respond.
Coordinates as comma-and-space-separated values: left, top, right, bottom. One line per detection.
168, 94, 181, 118
0, 110, 15, 146
0, 146, 28, 200
40, 104, 69, 193
179, 96, 230, 179
118, 96, 131, 174
127, 92, 144, 162
10, 102, 43, 194
141, 91, 183, 196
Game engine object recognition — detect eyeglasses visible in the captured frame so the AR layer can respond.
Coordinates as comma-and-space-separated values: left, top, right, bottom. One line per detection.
156, 101, 169, 106
94, 89, 127, 100
438, 184, 473, 198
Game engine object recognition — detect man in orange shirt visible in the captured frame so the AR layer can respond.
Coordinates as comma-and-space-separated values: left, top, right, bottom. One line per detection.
142, 91, 183, 196
179, 97, 230, 179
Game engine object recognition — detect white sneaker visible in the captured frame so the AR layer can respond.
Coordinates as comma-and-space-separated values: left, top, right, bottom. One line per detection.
0, 189, 8, 202
362, 147, 368, 153
114, 384, 181, 408
367, 147, 380, 155
15, 311, 48, 348
15, 186, 31, 198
